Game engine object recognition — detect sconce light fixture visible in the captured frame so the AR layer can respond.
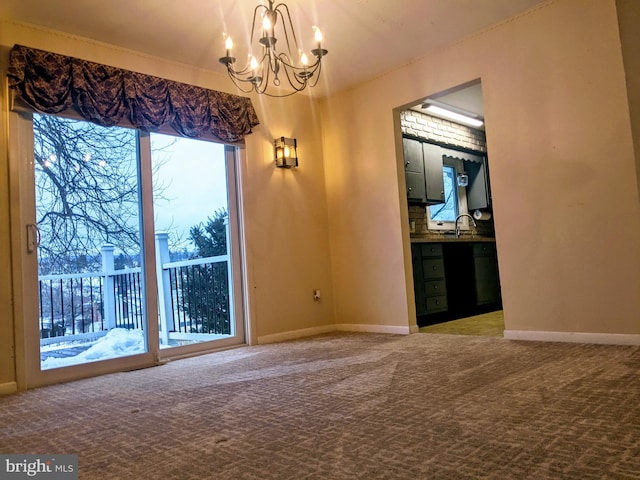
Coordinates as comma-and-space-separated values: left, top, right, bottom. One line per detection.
275, 137, 298, 168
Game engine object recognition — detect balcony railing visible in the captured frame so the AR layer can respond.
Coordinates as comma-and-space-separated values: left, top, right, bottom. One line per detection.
39, 229, 232, 346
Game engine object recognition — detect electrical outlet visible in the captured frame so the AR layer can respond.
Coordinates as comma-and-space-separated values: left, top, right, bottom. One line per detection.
313, 289, 321, 301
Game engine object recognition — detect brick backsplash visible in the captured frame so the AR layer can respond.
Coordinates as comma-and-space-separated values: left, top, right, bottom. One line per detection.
401, 110, 486, 153
409, 205, 495, 239
403, 110, 494, 239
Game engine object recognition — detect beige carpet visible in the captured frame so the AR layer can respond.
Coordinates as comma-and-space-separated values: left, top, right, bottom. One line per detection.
1, 332, 640, 479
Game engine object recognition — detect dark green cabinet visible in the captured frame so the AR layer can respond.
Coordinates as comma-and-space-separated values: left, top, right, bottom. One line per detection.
411, 243, 448, 316
403, 136, 491, 210
413, 241, 501, 325
441, 147, 489, 211
422, 143, 445, 204
403, 138, 427, 203
465, 157, 490, 211
403, 138, 444, 205
473, 243, 501, 305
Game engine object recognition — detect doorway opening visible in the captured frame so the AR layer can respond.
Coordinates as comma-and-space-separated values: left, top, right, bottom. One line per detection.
399, 79, 503, 337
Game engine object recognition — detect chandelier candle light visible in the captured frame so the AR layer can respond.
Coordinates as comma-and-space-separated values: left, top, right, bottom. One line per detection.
219, 0, 328, 97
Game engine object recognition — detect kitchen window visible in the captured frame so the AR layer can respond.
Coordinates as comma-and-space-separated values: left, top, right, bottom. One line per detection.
426, 158, 470, 231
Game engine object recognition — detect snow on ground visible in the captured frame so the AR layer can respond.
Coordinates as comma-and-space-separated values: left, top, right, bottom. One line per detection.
41, 328, 146, 370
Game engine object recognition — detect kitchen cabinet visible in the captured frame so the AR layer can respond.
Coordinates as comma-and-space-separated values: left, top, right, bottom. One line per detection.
422, 143, 445, 204
440, 147, 490, 211
403, 137, 490, 209
412, 240, 501, 326
403, 137, 444, 205
465, 156, 490, 210
473, 243, 501, 305
403, 137, 427, 203
411, 243, 448, 316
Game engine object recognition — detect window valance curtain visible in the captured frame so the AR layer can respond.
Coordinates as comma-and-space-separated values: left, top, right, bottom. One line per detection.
7, 44, 260, 142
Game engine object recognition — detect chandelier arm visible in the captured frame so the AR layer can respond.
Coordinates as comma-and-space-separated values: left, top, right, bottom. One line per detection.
274, 53, 313, 89
307, 62, 322, 88
250, 4, 268, 46
274, 4, 301, 61
254, 55, 273, 94
279, 66, 308, 90
227, 49, 269, 79
273, 52, 297, 70
226, 69, 259, 94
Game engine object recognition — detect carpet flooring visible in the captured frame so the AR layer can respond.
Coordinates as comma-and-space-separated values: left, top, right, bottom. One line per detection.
1, 332, 640, 479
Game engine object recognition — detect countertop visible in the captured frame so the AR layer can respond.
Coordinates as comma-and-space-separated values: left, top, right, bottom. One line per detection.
410, 235, 496, 244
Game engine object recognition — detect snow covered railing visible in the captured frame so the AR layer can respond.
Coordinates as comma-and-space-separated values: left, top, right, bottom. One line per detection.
38, 224, 234, 346
38, 245, 143, 341
155, 222, 233, 346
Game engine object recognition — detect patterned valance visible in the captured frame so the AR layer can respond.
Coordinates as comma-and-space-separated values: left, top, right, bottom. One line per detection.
7, 44, 260, 142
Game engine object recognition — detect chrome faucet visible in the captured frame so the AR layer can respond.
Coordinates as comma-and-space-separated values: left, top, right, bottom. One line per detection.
455, 213, 477, 238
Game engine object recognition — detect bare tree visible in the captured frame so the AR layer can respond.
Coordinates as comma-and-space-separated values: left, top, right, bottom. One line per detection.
33, 113, 151, 273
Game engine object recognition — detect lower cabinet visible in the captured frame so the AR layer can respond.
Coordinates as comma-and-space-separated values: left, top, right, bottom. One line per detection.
412, 241, 501, 325
473, 243, 501, 305
412, 243, 447, 316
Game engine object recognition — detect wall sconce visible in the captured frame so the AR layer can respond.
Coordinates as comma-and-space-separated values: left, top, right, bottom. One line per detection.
275, 137, 298, 168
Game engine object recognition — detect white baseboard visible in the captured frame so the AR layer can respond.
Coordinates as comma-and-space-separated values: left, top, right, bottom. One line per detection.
336, 323, 413, 335
257, 325, 337, 344
504, 330, 640, 345
0, 382, 18, 396
257, 323, 415, 344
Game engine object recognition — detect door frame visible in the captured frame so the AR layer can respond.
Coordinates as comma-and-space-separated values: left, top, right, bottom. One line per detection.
9, 111, 157, 389
9, 111, 248, 390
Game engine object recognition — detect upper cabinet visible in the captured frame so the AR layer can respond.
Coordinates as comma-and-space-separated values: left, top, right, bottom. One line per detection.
402, 137, 444, 205
403, 137, 427, 204
464, 154, 490, 211
422, 143, 446, 204
403, 136, 491, 210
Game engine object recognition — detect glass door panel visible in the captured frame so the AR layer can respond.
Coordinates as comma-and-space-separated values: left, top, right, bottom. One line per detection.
33, 113, 149, 370
150, 134, 242, 351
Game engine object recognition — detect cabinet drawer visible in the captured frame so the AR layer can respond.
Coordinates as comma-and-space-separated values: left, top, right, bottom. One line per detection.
422, 258, 445, 279
420, 243, 443, 257
424, 279, 446, 297
426, 295, 448, 313
473, 242, 496, 257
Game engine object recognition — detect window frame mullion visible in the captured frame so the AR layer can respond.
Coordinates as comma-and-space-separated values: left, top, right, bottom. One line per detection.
136, 132, 161, 361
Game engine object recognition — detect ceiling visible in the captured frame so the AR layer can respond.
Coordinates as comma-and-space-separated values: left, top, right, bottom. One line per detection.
0, 0, 547, 108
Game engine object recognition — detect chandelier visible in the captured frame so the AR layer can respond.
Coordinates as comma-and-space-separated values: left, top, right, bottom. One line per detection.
219, 0, 328, 97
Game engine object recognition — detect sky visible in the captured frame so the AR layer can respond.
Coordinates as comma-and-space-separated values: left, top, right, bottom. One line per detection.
150, 134, 228, 250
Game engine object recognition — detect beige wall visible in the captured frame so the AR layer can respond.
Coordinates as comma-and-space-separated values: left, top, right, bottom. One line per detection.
2, 0, 640, 391
616, 0, 640, 200
0, 22, 335, 389
321, 0, 640, 335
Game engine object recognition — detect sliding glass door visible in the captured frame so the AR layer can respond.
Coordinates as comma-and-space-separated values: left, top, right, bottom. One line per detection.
32, 114, 149, 371
150, 133, 244, 355
11, 111, 244, 388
